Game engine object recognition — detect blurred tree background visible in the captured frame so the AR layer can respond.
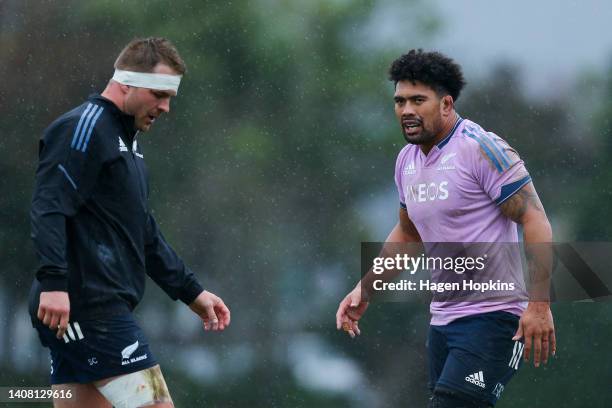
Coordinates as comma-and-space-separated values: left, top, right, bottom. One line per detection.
1, 1, 610, 407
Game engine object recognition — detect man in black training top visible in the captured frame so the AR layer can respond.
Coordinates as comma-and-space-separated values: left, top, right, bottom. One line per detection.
29, 37, 230, 408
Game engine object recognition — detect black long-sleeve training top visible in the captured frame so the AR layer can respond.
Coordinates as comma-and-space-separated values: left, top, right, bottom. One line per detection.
29, 94, 204, 320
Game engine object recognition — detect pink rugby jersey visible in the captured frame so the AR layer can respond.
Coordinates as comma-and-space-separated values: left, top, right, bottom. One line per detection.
394, 116, 531, 325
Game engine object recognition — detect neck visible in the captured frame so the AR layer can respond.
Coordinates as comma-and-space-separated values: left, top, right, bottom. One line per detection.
420, 111, 458, 155
101, 82, 127, 114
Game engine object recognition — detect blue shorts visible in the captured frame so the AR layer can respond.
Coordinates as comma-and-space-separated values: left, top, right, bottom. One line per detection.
32, 314, 158, 384
427, 311, 524, 406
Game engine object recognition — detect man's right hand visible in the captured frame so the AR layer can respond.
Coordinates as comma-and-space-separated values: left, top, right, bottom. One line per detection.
38, 291, 70, 339
335, 282, 369, 338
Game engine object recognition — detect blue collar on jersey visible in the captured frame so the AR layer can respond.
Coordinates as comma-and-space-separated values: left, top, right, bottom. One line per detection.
436, 114, 463, 149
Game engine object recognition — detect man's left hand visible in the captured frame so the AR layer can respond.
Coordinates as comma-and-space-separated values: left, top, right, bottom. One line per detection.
189, 290, 231, 331
513, 301, 556, 367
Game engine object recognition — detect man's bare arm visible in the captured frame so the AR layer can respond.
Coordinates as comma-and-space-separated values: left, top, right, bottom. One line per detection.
336, 208, 422, 337
500, 182, 553, 299
500, 182, 555, 367
389, 207, 422, 242
360, 208, 423, 294
499, 182, 546, 225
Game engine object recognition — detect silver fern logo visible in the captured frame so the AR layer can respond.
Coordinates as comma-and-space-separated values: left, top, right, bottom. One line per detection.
121, 340, 139, 360
120, 340, 148, 366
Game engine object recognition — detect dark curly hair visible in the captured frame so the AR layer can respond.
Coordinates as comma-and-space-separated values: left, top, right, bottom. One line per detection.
388, 49, 466, 101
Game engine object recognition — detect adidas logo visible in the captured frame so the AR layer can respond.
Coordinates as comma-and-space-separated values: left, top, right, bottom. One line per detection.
403, 161, 416, 175
119, 137, 128, 152
61, 322, 85, 344
508, 340, 524, 370
465, 371, 486, 388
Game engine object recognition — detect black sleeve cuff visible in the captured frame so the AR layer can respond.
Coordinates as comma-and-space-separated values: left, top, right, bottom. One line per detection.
179, 279, 205, 305
38, 275, 68, 292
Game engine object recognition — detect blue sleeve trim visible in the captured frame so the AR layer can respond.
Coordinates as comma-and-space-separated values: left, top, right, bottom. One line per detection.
74, 104, 99, 150
464, 131, 504, 173
464, 125, 516, 172
72, 104, 103, 152
81, 107, 104, 152
71, 103, 94, 149
484, 131, 511, 167
58, 164, 77, 190
400, 202, 407, 209
495, 176, 532, 206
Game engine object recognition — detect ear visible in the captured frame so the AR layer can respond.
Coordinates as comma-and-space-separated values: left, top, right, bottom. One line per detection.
440, 95, 454, 116
118, 83, 131, 95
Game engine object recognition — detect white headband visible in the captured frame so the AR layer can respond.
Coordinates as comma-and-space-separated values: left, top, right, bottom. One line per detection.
112, 69, 182, 93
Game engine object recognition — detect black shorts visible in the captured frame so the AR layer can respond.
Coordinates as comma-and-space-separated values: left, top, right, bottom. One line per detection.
32, 314, 158, 384
427, 311, 524, 406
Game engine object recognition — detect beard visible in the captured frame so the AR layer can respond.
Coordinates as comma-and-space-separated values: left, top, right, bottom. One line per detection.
402, 126, 437, 145
401, 115, 443, 145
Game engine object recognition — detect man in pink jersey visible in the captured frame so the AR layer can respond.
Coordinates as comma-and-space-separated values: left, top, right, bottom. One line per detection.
335, 50, 555, 407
